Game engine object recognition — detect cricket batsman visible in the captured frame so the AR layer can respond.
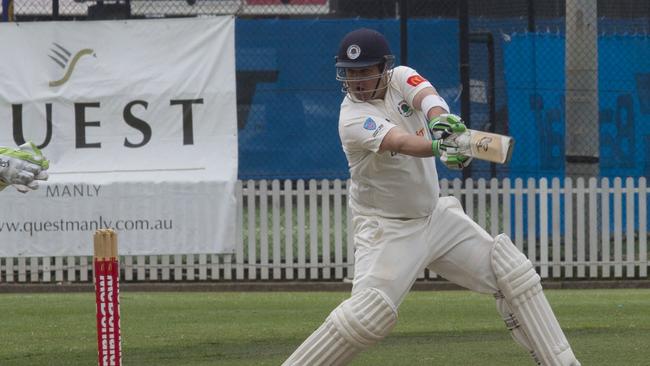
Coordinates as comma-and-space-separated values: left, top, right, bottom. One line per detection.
283, 28, 580, 365
0, 141, 49, 193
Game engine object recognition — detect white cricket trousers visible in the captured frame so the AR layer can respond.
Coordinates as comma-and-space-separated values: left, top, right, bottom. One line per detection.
351, 195, 499, 308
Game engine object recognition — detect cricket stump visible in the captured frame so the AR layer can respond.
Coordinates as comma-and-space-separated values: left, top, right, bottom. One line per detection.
93, 229, 122, 366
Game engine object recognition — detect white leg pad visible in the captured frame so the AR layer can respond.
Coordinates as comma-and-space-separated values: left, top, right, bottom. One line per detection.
491, 234, 580, 366
283, 288, 397, 366
494, 291, 541, 364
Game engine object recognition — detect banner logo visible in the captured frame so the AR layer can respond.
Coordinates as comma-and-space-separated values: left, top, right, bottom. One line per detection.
48, 43, 95, 87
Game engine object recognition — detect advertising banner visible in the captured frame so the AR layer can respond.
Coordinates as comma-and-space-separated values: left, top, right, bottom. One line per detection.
0, 17, 237, 256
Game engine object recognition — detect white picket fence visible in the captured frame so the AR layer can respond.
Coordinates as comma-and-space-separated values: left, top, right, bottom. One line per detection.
0, 177, 647, 283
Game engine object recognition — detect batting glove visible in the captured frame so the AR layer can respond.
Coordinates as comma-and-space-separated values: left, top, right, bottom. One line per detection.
428, 114, 472, 169
0, 142, 50, 193
440, 151, 473, 170
428, 113, 467, 140
429, 114, 468, 157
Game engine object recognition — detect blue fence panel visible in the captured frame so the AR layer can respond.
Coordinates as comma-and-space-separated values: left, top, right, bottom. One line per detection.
503, 33, 650, 179
236, 19, 460, 180
236, 19, 649, 181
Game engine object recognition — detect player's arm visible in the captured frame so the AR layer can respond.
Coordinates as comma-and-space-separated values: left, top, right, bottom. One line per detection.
378, 127, 435, 158
412, 87, 449, 120
379, 125, 472, 169
412, 88, 473, 170
378, 81, 451, 157
376, 87, 469, 161
392, 67, 447, 119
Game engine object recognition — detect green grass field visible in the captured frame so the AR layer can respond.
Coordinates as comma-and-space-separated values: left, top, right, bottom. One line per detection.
1, 288, 648, 365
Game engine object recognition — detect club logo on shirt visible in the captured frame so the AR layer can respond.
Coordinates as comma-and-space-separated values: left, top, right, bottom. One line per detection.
363, 117, 376, 130
416, 128, 425, 137
406, 75, 427, 87
397, 100, 413, 117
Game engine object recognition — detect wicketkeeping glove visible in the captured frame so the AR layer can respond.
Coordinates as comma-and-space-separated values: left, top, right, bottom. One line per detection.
0, 142, 50, 193
428, 114, 473, 170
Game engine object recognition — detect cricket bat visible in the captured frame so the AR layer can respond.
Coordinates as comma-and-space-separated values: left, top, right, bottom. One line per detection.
457, 129, 514, 164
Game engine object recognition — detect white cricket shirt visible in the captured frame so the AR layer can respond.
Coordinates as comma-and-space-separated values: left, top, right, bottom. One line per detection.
339, 66, 441, 219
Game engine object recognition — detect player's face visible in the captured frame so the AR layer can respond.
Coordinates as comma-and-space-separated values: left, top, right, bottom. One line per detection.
345, 65, 386, 101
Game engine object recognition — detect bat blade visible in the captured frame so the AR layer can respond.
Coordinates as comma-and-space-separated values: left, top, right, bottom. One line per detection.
467, 130, 514, 164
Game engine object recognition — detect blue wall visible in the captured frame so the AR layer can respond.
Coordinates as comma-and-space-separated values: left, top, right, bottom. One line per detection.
503, 33, 650, 179
236, 19, 650, 180
236, 19, 459, 180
